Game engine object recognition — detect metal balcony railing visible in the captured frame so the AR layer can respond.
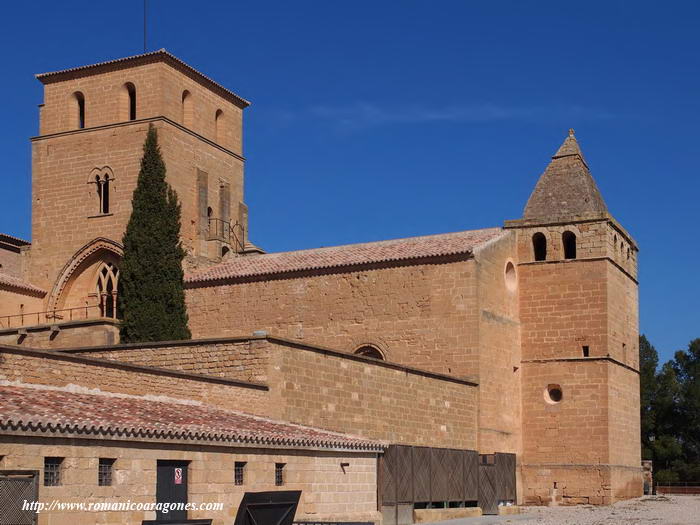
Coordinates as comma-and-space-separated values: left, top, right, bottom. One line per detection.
0, 304, 112, 330
207, 218, 245, 253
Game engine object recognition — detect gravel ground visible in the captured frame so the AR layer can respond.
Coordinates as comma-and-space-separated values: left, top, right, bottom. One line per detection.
515, 495, 700, 525
429, 495, 700, 525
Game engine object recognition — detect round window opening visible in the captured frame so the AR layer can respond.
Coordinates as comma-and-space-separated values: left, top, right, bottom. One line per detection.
504, 261, 517, 292
545, 384, 563, 404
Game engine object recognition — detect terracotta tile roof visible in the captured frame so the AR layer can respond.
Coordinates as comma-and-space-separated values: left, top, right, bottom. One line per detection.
187, 227, 505, 284
0, 233, 31, 247
36, 49, 250, 109
0, 273, 46, 296
0, 385, 383, 452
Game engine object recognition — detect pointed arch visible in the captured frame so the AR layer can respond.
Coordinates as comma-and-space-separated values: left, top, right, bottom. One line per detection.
47, 238, 123, 313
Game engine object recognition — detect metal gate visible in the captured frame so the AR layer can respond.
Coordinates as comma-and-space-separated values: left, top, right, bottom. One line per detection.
0, 471, 38, 525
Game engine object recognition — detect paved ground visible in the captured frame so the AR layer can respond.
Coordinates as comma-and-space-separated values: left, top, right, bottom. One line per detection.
428, 495, 700, 525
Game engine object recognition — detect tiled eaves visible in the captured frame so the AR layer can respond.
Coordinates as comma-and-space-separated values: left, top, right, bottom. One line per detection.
0, 344, 268, 392
0, 233, 31, 247
35, 49, 250, 109
186, 228, 506, 286
0, 386, 384, 452
0, 273, 46, 297
53, 335, 480, 388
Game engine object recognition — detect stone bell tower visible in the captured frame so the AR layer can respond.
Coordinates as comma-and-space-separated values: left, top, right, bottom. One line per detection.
29, 50, 250, 318
506, 130, 642, 504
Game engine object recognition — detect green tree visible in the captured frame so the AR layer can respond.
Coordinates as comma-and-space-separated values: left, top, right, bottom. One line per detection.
639, 334, 659, 459
118, 126, 191, 343
673, 339, 700, 468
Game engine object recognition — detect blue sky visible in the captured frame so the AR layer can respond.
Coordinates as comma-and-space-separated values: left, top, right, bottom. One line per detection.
0, 1, 697, 363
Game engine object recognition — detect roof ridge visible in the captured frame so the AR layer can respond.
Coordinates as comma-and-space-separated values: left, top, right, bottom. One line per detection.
35, 49, 250, 108
186, 227, 505, 284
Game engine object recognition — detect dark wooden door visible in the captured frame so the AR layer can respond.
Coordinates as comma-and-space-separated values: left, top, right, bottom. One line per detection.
156, 461, 188, 521
478, 455, 498, 515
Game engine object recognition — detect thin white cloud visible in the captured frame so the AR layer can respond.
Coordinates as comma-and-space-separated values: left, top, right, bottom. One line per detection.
263, 102, 615, 131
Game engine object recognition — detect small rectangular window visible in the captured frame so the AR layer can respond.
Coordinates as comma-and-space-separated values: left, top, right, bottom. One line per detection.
98, 458, 115, 486
275, 463, 285, 486
582, 346, 590, 357
44, 457, 63, 486
234, 461, 246, 486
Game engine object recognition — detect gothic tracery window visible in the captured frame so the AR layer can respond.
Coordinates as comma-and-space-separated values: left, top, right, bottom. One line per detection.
96, 262, 119, 318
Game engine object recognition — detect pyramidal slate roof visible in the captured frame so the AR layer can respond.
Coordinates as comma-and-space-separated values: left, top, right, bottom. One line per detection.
0, 384, 383, 452
523, 129, 608, 222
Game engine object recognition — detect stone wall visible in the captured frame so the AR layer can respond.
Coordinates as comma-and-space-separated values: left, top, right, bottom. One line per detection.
0, 320, 120, 348
68, 338, 269, 383
474, 232, 521, 455
0, 436, 378, 525
519, 258, 609, 361
66, 337, 479, 449
266, 338, 478, 449
0, 288, 44, 320
38, 60, 243, 154
0, 346, 268, 415
185, 257, 481, 379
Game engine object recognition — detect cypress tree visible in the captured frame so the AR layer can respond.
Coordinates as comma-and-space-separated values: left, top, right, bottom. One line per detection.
118, 125, 191, 342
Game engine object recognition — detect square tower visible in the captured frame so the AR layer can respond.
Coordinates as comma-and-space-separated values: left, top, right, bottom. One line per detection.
29, 50, 250, 315
506, 130, 642, 504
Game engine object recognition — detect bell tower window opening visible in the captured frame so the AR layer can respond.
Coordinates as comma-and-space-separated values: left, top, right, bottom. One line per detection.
121, 82, 137, 121
181, 90, 193, 128
562, 231, 577, 259
96, 262, 119, 319
215, 109, 224, 144
72, 91, 85, 129
532, 232, 547, 261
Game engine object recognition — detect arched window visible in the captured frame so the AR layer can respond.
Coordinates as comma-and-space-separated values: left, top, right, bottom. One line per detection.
95, 173, 111, 214
72, 91, 85, 129
354, 345, 385, 360
215, 109, 224, 143
532, 232, 547, 261
96, 262, 119, 319
221, 245, 230, 258
562, 231, 577, 259
181, 90, 193, 128
120, 82, 136, 121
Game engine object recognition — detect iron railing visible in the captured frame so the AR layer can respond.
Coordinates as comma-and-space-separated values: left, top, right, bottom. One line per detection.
655, 482, 700, 495
0, 305, 107, 330
207, 218, 245, 253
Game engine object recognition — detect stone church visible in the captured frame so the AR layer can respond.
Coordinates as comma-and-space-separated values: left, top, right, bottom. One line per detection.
0, 50, 642, 524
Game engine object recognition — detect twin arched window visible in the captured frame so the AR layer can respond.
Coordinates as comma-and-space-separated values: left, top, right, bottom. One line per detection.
531, 231, 577, 261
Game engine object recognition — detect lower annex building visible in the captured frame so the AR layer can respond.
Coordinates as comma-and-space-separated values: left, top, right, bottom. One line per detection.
0, 51, 642, 524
